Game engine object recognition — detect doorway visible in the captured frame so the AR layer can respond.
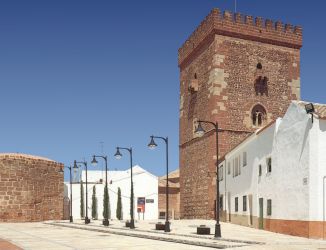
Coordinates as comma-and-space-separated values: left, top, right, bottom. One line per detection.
259, 198, 264, 229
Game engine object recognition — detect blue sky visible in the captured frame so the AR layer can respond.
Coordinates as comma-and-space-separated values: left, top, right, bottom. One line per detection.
0, 0, 325, 179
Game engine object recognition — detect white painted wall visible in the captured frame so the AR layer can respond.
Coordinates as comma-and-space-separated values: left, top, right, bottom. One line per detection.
65, 165, 158, 220
220, 101, 324, 222
311, 118, 326, 221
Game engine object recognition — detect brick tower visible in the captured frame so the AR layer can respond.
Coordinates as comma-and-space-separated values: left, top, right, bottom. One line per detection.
179, 9, 302, 219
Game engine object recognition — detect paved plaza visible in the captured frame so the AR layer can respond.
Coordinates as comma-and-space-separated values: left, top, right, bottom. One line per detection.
1, 220, 326, 249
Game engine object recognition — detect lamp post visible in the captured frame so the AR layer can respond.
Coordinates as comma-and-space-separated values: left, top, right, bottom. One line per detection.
194, 120, 222, 238
148, 135, 170, 232
114, 146, 135, 229
74, 160, 90, 224
64, 165, 79, 222
91, 155, 110, 226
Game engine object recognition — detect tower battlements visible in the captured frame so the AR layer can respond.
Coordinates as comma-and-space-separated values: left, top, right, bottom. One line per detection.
178, 8, 302, 67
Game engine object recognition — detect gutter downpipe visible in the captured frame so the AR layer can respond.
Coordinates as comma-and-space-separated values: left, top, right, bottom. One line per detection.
323, 176, 326, 239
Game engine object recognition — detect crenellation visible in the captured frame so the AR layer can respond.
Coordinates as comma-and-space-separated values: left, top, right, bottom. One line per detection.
265, 19, 273, 30
235, 13, 243, 23
275, 21, 284, 31
285, 23, 293, 33
178, 8, 302, 67
223, 10, 233, 22
245, 15, 253, 25
255, 17, 263, 27
294, 26, 302, 36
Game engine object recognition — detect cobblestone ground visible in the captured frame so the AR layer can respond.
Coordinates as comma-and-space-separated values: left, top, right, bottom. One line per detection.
1, 220, 326, 249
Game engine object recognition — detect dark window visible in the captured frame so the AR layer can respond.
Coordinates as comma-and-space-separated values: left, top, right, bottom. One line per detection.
219, 195, 223, 210
194, 73, 197, 79
243, 152, 247, 167
259, 164, 262, 177
267, 199, 272, 216
235, 197, 238, 212
267, 158, 272, 173
251, 104, 267, 127
219, 165, 223, 181
159, 212, 165, 219
243, 195, 247, 212
227, 162, 231, 175
257, 63, 262, 69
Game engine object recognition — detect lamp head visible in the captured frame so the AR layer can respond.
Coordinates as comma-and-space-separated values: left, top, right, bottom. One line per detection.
305, 103, 315, 114
73, 162, 79, 169
91, 155, 98, 166
148, 136, 157, 149
194, 121, 205, 137
114, 148, 122, 160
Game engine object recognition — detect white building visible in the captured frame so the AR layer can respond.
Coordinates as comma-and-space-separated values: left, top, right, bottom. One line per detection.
64, 165, 158, 221
218, 101, 326, 239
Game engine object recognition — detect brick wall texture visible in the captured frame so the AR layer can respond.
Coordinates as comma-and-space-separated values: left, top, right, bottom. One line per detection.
0, 153, 64, 222
179, 8, 302, 219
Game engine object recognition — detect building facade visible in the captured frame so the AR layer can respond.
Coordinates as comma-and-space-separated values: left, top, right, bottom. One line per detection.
179, 8, 302, 219
65, 165, 158, 221
158, 169, 180, 220
0, 153, 64, 222
218, 101, 326, 239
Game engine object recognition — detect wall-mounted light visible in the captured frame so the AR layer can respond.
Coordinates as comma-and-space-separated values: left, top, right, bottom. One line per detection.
305, 103, 315, 123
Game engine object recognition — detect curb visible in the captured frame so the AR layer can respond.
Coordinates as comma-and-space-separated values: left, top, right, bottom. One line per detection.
46, 222, 246, 249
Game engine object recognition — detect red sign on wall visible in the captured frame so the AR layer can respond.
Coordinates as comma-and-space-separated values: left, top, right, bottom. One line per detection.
137, 197, 145, 213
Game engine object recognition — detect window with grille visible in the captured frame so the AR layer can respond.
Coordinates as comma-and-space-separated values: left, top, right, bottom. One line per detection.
267, 199, 272, 216
243, 152, 247, 167
243, 195, 247, 212
267, 157, 272, 173
235, 197, 238, 212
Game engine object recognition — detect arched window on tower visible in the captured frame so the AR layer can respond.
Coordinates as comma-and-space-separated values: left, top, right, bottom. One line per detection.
251, 105, 267, 127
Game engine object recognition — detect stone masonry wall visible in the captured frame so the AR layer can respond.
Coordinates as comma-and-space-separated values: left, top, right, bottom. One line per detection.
179, 8, 302, 219
158, 187, 180, 219
0, 153, 64, 222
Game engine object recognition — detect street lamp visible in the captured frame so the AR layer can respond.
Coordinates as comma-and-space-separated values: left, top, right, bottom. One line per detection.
63, 165, 79, 222
194, 120, 222, 238
114, 146, 135, 229
305, 102, 315, 123
148, 135, 170, 232
74, 160, 90, 224
91, 155, 110, 226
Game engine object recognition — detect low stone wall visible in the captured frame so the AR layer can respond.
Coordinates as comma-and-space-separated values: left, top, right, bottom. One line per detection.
0, 153, 64, 222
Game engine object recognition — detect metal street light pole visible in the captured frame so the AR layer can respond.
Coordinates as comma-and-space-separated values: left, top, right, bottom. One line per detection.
91, 155, 110, 226
114, 147, 135, 229
60, 165, 79, 222
74, 160, 90, 224
195, 120, 222, 238
148, 135, 170, 232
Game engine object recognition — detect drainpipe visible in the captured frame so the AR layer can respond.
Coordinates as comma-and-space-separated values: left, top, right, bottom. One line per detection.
225, 159, 227, 221
323, 176, 326, 239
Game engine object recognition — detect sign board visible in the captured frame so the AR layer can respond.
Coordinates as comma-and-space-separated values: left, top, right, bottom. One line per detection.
137, 197, 145, 213
146, 199, 154, 203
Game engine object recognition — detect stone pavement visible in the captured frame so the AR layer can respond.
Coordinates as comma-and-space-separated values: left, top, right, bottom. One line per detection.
49, 219, 326, 249
1, 219, 326, 249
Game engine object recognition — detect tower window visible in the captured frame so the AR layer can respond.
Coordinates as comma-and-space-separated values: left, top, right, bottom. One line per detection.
251, 104, 267, 127
194, 73, 197, 79
257, 63, 262, 69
